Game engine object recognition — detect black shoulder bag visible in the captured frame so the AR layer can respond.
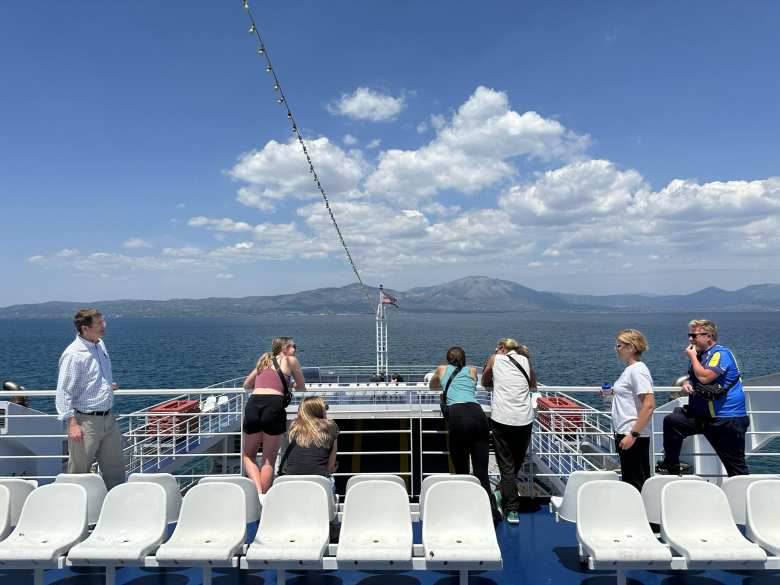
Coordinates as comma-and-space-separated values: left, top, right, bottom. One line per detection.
690, 358, 741, 401
277, 439, 296, 477
505, 353, 532, 387
439, 366, 463, 421
273, 356, 293, 407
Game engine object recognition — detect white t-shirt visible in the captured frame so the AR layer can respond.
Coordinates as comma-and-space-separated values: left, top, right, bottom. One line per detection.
490, 351, 534, 427
611, 361, 654, 436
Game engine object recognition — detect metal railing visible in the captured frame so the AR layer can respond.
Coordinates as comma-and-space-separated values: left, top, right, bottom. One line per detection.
1, 384, 778, 494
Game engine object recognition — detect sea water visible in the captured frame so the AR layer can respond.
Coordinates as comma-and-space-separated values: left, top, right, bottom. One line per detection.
2, 311, 779, 471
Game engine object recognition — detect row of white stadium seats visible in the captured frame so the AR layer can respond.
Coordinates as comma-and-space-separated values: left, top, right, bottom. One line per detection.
1, 472, 481, 532
0, 476, 501, 585
550, 470, 780, 525
577, 478, 780, 585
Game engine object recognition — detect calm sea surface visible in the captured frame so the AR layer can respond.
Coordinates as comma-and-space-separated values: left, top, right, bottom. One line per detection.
2, 311, 779, 471
2, 310, 779, 399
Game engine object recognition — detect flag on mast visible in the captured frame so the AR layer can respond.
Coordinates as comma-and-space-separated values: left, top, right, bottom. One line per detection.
381, 290, 399, 307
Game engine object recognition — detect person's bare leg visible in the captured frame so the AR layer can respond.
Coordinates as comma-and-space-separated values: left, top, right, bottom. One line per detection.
259, 432, 284, 493
242, 432, 263, 491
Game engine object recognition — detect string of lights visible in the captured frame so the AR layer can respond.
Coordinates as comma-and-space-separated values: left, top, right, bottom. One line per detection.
240, 0, 374, 311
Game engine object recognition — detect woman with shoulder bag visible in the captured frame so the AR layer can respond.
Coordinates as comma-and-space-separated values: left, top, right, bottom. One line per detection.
481, 338, 536, 525
429, 346, 500, 522
242, 336, 306, 493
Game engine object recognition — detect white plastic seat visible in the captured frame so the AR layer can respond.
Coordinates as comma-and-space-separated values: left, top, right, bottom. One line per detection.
423, 480, 501, 566
274, 474, 336, 521
419, 475, 480, 520
199, 475, 261, 523
55, 473, 107, 526
337, 480, 412, 567
0, 486, 10, 542
67, 482, 167, 565
0, 483, 88, 565
345, 474, 407, 494
577, 480, 671, 566
245, 480, 330, 568
661, 480, 766, 565
549, 470, 618, 523
640, 474, 703, 525
0, 479, 36, 539
155, 482, 246, 565
129, 473, 182, 524
722, 474, 780, 525
745, 479, 780, 555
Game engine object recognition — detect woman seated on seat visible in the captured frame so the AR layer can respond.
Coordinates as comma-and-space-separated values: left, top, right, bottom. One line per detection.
279, 396, 339, 480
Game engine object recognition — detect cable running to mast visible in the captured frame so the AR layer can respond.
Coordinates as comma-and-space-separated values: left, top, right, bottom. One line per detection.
239, 0, 373, 311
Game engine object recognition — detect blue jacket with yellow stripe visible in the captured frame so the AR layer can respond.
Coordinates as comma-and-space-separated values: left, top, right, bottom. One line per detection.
688, 344, 746, 418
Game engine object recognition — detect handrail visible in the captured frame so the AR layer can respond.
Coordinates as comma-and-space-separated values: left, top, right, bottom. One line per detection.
2, 385, 779, 493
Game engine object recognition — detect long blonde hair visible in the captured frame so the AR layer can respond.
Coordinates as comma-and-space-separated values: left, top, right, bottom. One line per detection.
255, 336, 294, 372
288, 396, 338, 449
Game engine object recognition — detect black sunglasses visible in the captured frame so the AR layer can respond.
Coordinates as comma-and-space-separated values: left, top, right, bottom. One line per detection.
688, 332, 708, 338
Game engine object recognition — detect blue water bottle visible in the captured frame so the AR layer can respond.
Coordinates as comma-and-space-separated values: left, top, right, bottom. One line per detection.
601, 383, 613, 406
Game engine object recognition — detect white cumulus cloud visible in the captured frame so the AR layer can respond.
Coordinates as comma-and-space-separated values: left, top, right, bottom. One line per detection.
327, 87, 405, 121
123, 238, 152, 249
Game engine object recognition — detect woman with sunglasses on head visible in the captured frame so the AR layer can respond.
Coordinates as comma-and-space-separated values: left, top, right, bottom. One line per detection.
610, 329, 655, 491
242, 337, 306, 493
429, 346, 500, 523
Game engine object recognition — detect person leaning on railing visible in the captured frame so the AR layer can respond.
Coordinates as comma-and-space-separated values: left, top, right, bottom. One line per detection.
430, 346, 501, 524
656, 319, 749, 477
610, 329, 655, 492
481, 338, 536, 525
241, 337, 306, 493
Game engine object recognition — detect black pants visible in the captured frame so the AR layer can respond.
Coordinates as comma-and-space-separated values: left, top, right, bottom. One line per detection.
614, 434, 650, 492
491, 419, 533, 514
662, 406, 750, 477
447, 402, 499, 519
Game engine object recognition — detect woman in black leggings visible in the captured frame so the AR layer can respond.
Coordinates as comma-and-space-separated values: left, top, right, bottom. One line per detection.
429, 346, 500, 522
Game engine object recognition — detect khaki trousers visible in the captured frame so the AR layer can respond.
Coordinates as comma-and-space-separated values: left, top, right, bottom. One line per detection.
67, 412, 126, 490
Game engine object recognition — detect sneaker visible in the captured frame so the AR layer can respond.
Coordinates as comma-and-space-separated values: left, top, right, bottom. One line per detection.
506, 511, 520, 524
655, 461, 692, 475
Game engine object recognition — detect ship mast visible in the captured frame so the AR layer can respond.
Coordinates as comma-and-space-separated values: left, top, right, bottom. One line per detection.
376, 285, 389, 378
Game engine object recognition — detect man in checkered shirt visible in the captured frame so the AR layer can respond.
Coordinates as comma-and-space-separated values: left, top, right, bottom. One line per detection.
56, 308, 125, 489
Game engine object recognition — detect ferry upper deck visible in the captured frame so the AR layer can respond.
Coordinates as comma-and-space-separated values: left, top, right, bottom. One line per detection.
1, 374, 779, 585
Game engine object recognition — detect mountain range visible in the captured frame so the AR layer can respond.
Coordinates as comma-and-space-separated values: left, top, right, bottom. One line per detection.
1, 276, 779, 318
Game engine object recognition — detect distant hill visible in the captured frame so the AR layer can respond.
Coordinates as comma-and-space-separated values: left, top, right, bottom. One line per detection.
1, 277, 779, 318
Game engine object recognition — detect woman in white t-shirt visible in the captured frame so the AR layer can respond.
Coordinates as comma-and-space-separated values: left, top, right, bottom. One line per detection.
610, 328, 656, 491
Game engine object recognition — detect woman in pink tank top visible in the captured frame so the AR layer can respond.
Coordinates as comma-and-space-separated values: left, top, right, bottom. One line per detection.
241, 337, 306, 493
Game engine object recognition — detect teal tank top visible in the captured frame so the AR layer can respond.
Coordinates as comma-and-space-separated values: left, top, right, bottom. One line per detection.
442, 365, 478, 405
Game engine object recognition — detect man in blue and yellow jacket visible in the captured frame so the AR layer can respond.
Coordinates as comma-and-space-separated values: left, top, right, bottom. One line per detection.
656, 319, 749, 476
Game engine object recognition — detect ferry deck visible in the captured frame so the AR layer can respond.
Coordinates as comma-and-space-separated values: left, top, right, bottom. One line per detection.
1, 372, 780, 585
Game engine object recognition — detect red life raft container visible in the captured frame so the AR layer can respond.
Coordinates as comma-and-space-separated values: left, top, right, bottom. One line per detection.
536, 396, 583, 433
146, 399, 200, 436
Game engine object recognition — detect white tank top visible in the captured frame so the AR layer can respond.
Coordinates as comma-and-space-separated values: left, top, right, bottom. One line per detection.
490, 352, 534, 426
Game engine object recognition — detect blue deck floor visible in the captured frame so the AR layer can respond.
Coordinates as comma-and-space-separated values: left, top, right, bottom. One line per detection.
2, 507, 779, 585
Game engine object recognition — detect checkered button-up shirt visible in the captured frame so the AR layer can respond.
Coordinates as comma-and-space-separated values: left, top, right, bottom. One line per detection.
56, 335, 114, 421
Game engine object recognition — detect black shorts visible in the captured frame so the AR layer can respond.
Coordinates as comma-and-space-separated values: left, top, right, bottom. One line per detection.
243, 394, 287, 436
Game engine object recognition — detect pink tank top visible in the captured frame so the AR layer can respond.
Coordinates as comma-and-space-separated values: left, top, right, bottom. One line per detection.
254, 366, 287, 392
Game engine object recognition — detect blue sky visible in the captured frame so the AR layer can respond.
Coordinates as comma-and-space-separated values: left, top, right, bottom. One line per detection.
1, 1, 778, 306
